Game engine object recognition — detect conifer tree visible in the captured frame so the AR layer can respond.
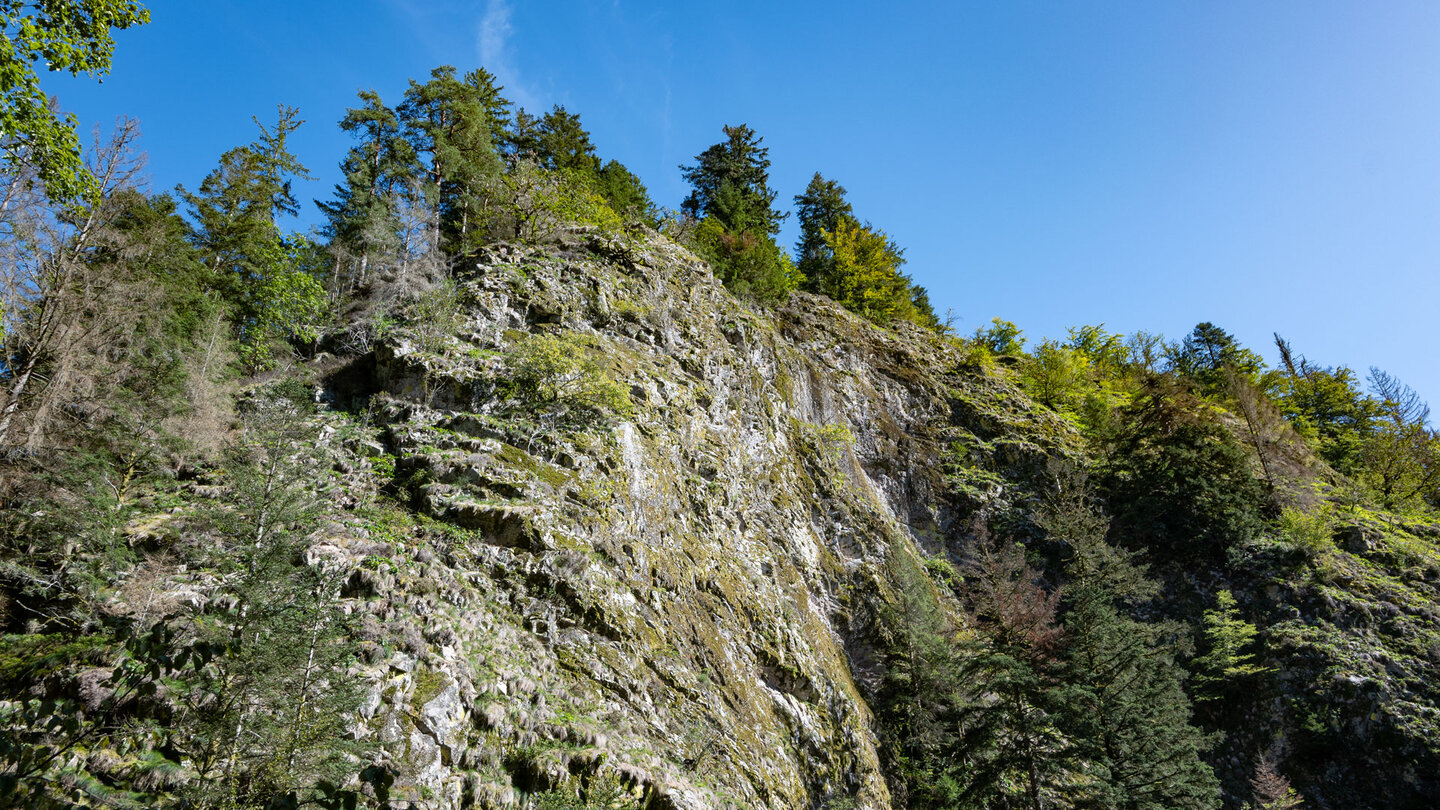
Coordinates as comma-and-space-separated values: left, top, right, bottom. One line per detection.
182, 106, 325, 372
1040, 491, 1222, 810
953, 534, 1076, 810
533, 105, 601, 174
1102, 386, 1267, 562
793, 172, 853, 292
594, 159, 656, 224
680, 124, 785, 235
505, 105, 655, 224
680, 125, 798, 301
1172, 322, 1264, 395
318, 89, 420, 293
180, 386, 370, 808
1271, 335, 1376, 475
398, 66, 510, 255
1192, 590, 1268, 703
876, 546, 965, 809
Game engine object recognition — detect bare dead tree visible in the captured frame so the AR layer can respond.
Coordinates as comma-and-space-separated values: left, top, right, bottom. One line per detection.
0, 118, 147, 448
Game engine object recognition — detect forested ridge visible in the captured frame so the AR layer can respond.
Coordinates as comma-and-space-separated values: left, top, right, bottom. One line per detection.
2, 6, 1440, 810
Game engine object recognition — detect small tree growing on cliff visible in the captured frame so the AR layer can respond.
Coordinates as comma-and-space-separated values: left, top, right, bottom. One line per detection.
503, 332, 631, 430
1192, 589, 1269, 704
181, 385, 370, 808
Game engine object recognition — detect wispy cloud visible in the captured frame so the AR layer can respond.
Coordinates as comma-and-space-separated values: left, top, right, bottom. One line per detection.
478, 0, 540, 111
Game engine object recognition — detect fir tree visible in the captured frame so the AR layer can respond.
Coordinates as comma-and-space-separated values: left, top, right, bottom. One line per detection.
1041, 491, 1222, 810
318, 89, 421, 293
1192, 590, 1269, 704
680, 125, 798, 301
793, 172, 853, 294
181, 106, 325, 372
680, 124, 785, 235
398, 66, 510, 255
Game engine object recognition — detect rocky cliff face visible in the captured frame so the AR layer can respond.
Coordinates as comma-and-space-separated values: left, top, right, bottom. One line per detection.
27, 227, 1433, 809
305, 228, 1068, 809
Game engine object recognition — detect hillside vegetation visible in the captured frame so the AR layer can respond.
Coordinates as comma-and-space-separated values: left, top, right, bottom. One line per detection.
1, 28, 1438, 810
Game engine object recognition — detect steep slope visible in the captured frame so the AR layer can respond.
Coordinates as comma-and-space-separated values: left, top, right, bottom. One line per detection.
7, 227, 1440, 810
335, 228, 1035, 808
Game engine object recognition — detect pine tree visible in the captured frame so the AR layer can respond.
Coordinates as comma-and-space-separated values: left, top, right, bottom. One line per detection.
398, 66, 510, 255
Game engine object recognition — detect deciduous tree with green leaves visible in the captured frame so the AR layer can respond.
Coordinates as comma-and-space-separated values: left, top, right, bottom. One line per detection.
0, 0, 149, 203
822, 216, 917, 325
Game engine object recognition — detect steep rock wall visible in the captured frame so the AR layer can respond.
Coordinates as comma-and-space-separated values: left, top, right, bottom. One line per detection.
330, 230, 1063, 809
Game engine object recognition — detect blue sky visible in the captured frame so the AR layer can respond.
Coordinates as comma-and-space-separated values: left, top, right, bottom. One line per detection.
49, 1, 1440, 405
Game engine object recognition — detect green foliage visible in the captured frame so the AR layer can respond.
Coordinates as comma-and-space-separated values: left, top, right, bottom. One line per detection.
691, 216, 802, 303
875, 545, 966, 809
405, 279, 466, 353
319, 88, 421, 293
792, 175, 939, 330
681, 123, 785, 235
1272, 337, 1377, 475
511, 104, 599, 174
1066, 324, 1128, 375
0, 0, 150, 203
400, 65, 510, 255
0, 392, 373, 808
502, 332, 631, 426
1042, 493, 1222, 810
175, 391, 371, 808
822, 217, 917, 325
793, 172, 854, 292
500, 160, 627, 244
1277, 505, 1334, 559
951, 535, 1075, 810
183, 107, 326, 372
1191, 590, 1269, 702
593, 159, 657, 225
508, 105, 656, 227
1173, 322, 1265, 395
681, 124, 798, 302
0, 442, 176, 628
973, 317, 1026, 356
1021, 339, 1091, 410
532, 770, 643, 809
1103, 388, 1268, 562
1359, 367, 1438, 510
